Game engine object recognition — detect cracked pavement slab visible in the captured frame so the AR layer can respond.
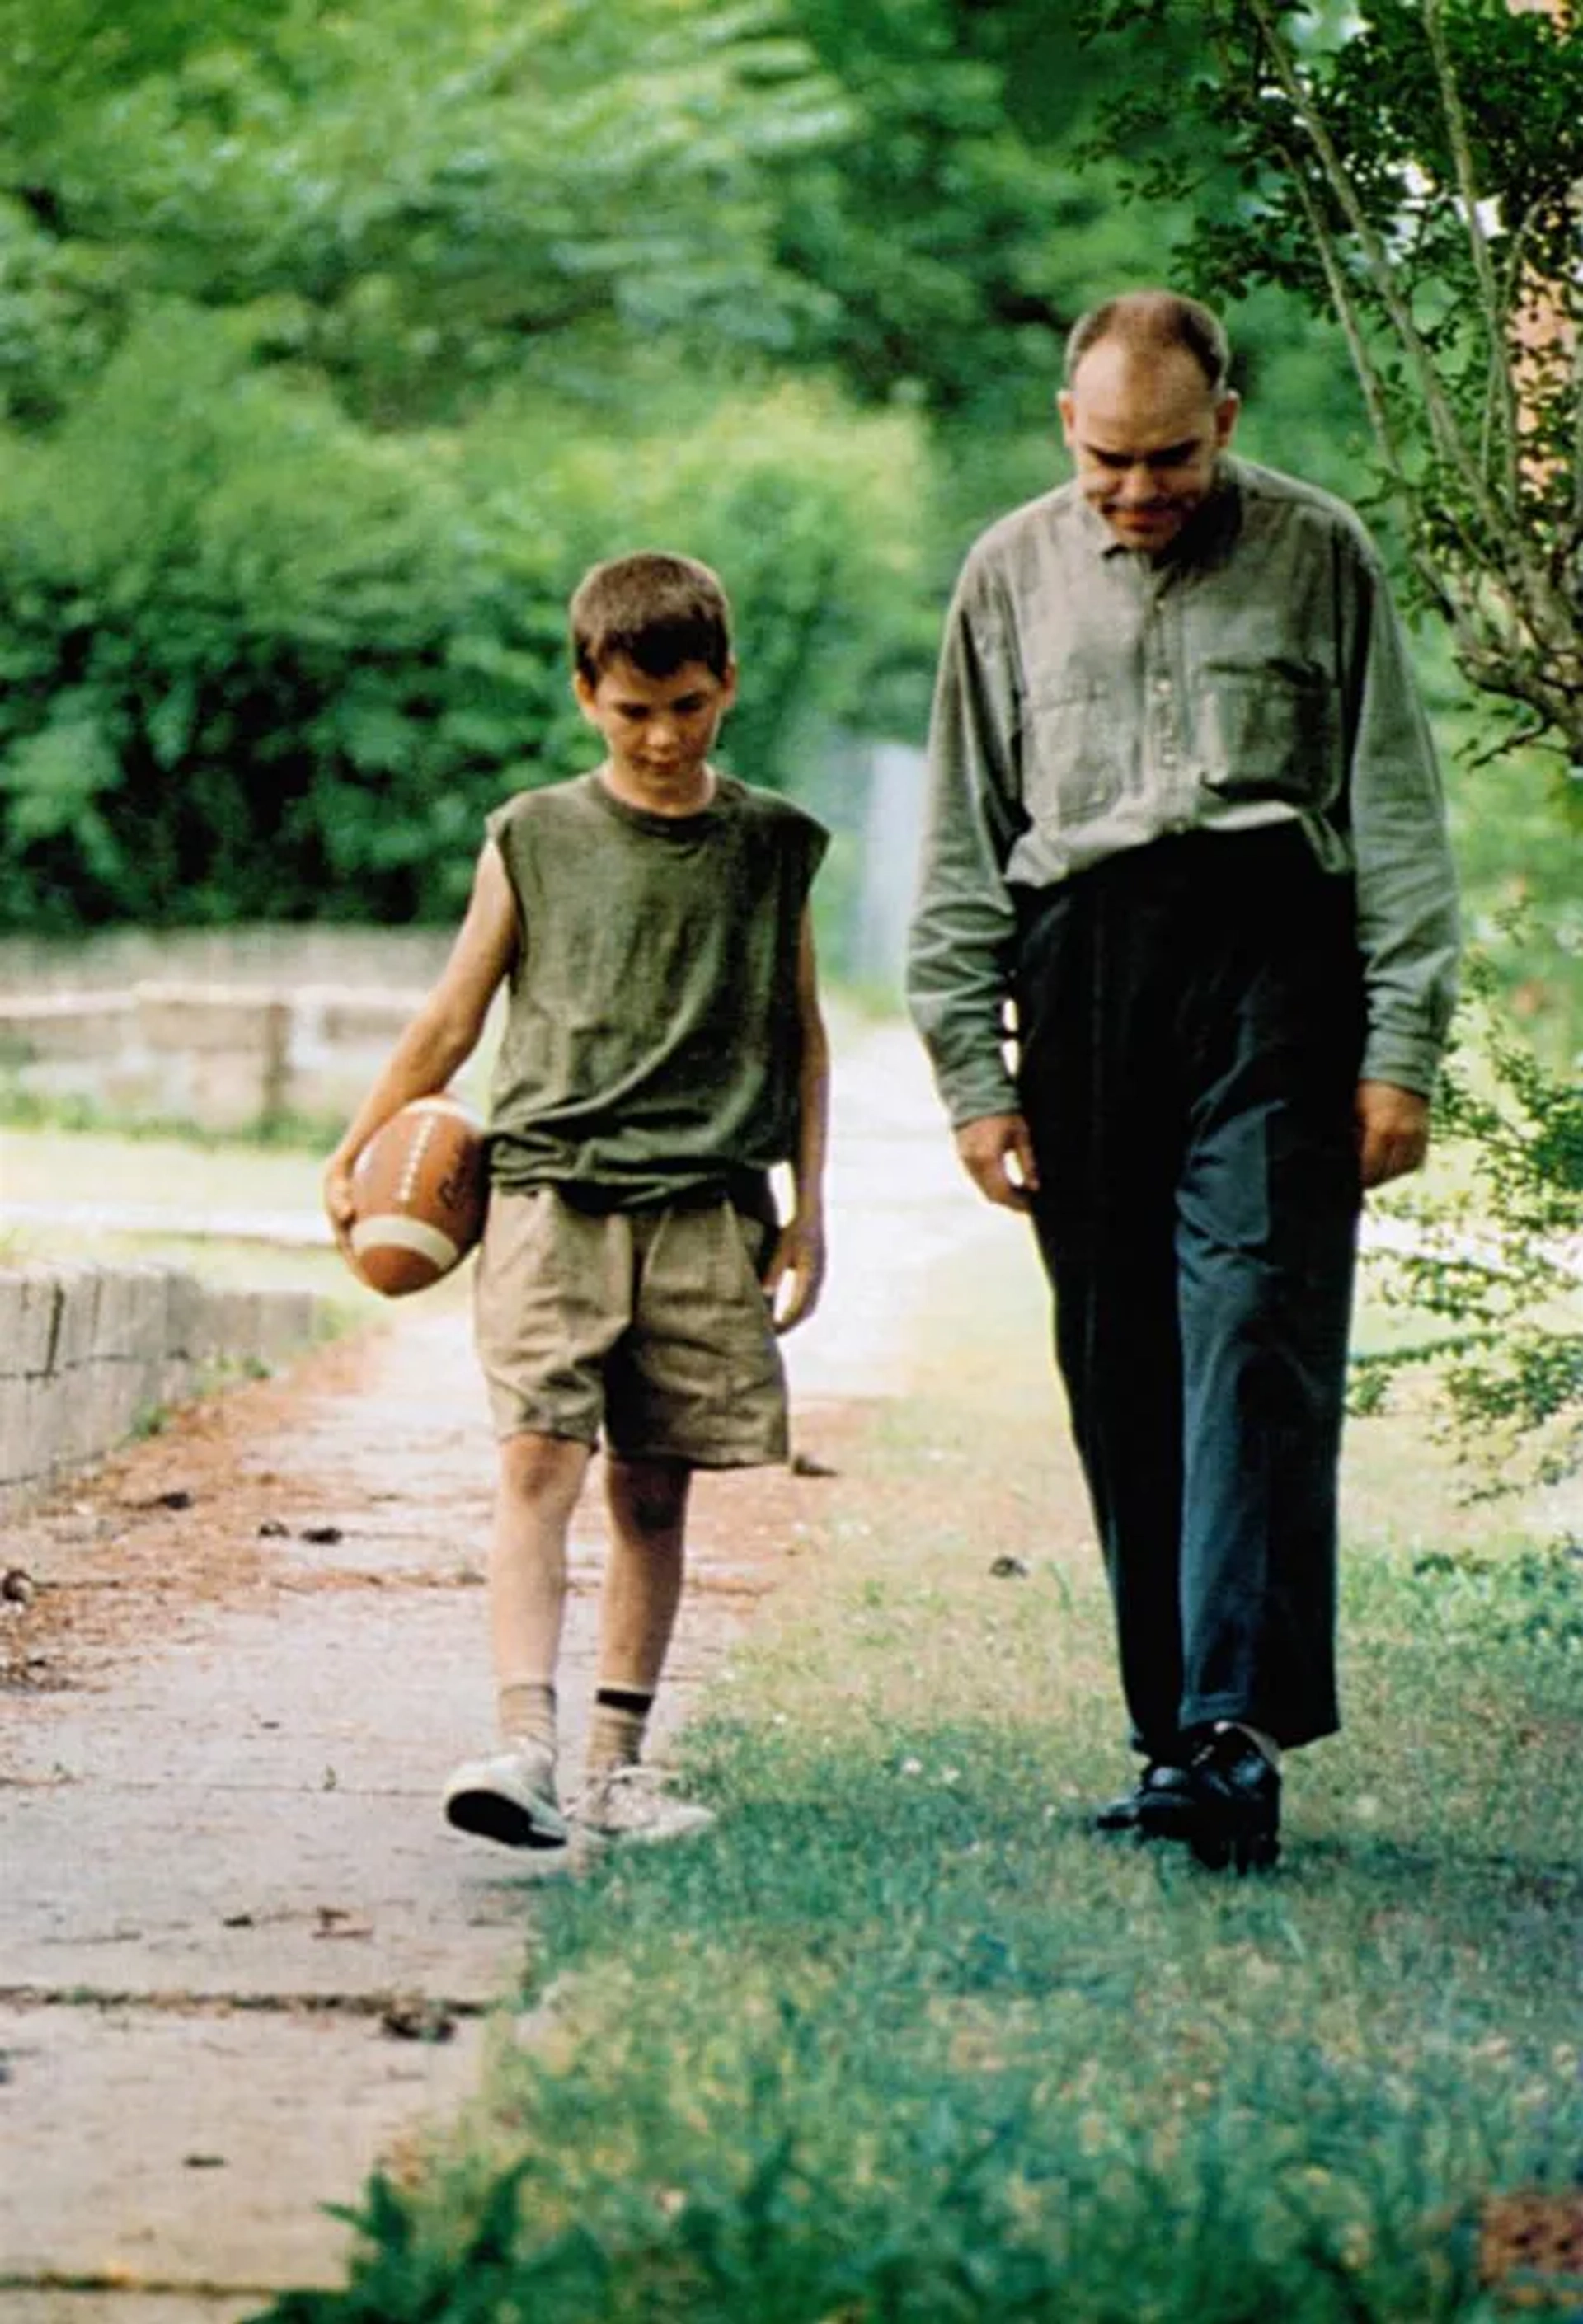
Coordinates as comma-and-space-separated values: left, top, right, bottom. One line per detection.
0, 1024, 1001, 2309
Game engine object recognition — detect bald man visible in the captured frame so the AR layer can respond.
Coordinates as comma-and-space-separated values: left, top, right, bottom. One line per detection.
907, 290, 1459, 1871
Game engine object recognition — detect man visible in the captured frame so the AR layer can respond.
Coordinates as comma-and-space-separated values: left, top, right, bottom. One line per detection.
906, 290, 1459, 1871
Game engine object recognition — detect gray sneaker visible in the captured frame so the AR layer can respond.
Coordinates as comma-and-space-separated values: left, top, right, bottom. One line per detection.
573, 1764, 716, 1845
443, 1743, 568, 1850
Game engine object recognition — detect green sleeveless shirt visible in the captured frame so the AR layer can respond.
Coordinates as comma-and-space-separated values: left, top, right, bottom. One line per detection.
484, 772, 829, 1213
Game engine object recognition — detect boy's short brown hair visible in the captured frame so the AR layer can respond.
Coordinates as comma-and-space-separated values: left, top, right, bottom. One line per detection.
569, 552, 733, 686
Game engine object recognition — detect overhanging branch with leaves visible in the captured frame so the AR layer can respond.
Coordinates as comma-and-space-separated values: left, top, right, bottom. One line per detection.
1081, 0, 1583, 771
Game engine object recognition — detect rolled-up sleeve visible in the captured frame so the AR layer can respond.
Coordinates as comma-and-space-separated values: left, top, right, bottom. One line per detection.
905, 566, 1028, 1126
1341, 544, 1461, 1094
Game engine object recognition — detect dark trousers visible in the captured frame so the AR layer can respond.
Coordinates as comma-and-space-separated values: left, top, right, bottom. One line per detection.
1014, 828, 1365, 1755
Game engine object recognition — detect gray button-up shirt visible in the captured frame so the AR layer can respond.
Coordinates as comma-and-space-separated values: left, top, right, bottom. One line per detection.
907, 456, 1461, 1125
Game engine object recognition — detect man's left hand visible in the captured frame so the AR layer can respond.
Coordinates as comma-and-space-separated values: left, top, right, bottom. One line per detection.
763, 1214, 826, 1335
1355, 1081, 1430, 1190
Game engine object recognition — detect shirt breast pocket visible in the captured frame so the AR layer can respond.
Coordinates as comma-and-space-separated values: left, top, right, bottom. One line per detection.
1022, 681, 1123, 827
1195, 669, 1340, 807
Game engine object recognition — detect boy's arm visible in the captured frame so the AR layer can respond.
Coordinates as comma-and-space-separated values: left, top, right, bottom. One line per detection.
322, 840, 519, 1263
763, 906, 829, 1334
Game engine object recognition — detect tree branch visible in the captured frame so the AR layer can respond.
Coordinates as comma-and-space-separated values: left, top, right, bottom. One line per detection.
1240, 0, 1496, 534
1421, 0, 1519, 500
1238, 0, 1570, 674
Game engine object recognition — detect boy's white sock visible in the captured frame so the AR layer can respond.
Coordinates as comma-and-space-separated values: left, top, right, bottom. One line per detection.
498, 1679, 557, 1758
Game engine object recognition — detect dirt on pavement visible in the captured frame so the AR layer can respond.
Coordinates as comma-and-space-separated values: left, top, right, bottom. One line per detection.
0, 1293, 883, 2322
0, 1312, 863, 1709
0, 1021, 1022, 2321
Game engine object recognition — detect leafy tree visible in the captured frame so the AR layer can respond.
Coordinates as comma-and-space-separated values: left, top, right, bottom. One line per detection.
0, 0, 848, 428
0, 0, 951, 938
1351, 943, 1583, 1500
1078, 0, 1583, 794
1071, 0, 1583, 1491
763, 0, 1099, 431
0, 313, 928, 932
0, 0, 1487, 973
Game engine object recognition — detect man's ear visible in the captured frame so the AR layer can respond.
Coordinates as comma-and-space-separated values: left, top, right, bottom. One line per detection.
572, 669, 600, 725
720, 657, 739, 711
1214, 391, 1241, 449
1056, 390, 1077, 449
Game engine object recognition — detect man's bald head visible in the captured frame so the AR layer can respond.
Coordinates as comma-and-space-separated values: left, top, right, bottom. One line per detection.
1064, 291, 1232, 396
1058, 291, 1239, 554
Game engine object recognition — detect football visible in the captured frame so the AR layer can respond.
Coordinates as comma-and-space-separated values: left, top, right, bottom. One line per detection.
348, 1095, 488, 1297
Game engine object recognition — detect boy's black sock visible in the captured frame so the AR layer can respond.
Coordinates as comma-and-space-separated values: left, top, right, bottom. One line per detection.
586, 1683, 654, 1775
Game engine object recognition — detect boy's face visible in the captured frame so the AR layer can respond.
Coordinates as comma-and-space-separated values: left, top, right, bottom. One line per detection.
574, 653, 736, 810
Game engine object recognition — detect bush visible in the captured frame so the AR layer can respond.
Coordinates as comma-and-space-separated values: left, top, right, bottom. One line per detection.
0, 308, 930, 932
1352, 947, 1583, 1500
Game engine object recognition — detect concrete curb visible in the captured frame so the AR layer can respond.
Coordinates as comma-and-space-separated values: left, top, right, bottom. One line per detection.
0, 1263, 329, 1513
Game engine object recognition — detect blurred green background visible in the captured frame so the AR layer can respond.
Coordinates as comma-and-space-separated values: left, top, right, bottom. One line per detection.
0, 0, 1574, 1054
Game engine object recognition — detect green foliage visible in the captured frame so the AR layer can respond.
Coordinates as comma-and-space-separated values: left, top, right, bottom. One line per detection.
255, 2076, 1499, 2323
0, 0, 847, 429
3, 0, 1570, 977
0, 311, 928, 928
1352, 946, 1583, 1499
1417, 650, 1583, 1057
263, 2162, 540, 2322
1078, 0, 1583, 773
1402, 1542, 1583, 1655
482, 377, 934, 770
764, 0, 1092, 430
0, 307, 540, 924
0, 0, 968, 937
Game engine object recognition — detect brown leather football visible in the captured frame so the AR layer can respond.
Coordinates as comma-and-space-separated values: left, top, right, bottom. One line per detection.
348, 1096, 487, 1297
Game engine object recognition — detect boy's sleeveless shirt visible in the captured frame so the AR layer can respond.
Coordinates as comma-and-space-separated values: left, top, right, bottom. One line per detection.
485, 772, 829, 1211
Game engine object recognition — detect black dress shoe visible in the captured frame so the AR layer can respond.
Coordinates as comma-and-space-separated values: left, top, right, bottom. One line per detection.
1181, 1728, 1280, 1873
1092, 1758, 1194, 1838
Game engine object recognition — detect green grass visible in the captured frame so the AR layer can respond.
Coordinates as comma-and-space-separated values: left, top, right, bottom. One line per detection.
257, 1232, 1582, 2324
0, 1119, 385, 1314
1, 1117, 336, 1205
0, 1082, 348, 1152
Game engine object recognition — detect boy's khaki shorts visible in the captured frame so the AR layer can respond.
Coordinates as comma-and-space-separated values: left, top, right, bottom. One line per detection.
473, 1186, 789, 1467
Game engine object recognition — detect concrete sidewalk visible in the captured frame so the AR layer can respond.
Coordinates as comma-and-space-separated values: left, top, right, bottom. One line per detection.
0, 1025, 1006, 2320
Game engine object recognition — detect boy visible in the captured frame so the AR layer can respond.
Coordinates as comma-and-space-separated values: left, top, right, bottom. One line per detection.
323, 552, 830, 1848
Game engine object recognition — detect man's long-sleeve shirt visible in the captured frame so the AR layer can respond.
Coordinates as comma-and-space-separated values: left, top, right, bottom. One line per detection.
906, 456, 1461, 1126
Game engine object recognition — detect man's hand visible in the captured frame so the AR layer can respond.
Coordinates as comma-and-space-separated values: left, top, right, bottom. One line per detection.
954, 1112, 1040, 1212
763, 1212, 826, 1334
1356, 1081, 1430, 1190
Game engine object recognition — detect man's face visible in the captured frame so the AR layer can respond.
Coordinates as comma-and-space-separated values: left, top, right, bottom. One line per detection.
1059, 343, 1239, 552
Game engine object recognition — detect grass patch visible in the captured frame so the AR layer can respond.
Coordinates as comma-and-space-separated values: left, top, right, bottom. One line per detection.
0, 1078, 347, 1151
258, 1233, 1582, 2322
0, 1120, 385, 1314
1, 1119, 334, 1214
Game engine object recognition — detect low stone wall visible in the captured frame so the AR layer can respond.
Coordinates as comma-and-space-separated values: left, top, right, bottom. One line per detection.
0, 981, 438, 1134
0, 1263, 328, 1511
0, 926, 455, 998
